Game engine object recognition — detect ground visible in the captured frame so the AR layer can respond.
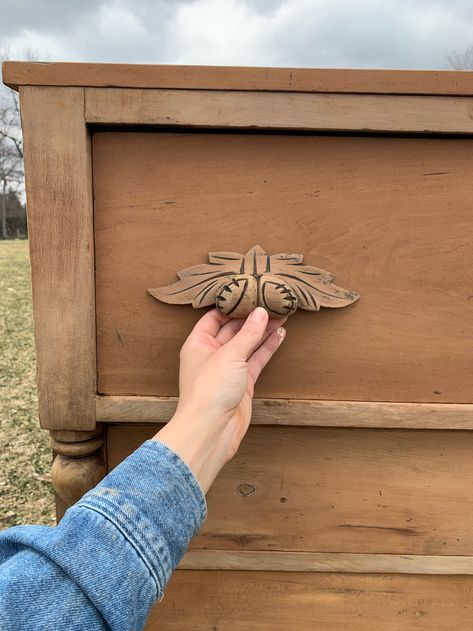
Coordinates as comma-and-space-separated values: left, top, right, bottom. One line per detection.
0, 240, 55, 528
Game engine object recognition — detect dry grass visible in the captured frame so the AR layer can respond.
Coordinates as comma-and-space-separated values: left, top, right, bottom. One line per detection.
0, 240, 55, 528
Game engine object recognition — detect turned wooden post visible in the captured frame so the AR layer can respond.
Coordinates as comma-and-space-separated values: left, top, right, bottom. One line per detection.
50, 426, 106, 508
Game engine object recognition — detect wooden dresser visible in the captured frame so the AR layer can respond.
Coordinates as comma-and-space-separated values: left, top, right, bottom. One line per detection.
4, 61, 473, 630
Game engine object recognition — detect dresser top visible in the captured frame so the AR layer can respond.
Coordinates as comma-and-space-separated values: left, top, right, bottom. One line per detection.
3, 60, 473, 95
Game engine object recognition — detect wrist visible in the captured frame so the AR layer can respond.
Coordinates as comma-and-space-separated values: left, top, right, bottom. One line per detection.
152, 410, 232, 494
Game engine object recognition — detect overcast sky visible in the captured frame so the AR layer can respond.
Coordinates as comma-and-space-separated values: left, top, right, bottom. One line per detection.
1, 0, 473, 70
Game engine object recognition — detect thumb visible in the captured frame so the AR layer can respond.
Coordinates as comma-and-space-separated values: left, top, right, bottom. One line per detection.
225, 307, 269, 361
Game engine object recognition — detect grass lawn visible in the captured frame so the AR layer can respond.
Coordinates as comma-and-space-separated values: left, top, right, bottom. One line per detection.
0, 240, 55, 528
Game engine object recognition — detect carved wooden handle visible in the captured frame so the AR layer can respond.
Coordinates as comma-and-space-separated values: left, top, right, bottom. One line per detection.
148, 245, 359, 319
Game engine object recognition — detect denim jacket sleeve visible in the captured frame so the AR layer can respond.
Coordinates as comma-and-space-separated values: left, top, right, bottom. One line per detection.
0, 439, 207, 631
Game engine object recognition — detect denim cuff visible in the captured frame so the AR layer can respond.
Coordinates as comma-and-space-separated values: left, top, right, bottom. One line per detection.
2, 439, 207, 630
78, 439, 207, 596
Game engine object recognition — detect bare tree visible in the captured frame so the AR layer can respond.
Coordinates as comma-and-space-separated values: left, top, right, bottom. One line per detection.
0, 88, 23, 160
0, 135, 23, 238
0, 46, 39, 238
445, 45, 473, 70
0, 83, 23, 238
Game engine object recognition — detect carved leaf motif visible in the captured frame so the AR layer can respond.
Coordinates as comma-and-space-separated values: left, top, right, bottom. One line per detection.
277, 274, 359, 311
148, 245, 359, 317
148, 257, 241, 306
268, 250, 358, 310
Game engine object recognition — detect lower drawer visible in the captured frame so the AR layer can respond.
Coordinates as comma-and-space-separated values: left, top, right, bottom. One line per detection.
107, 424, 473, 555
145, 570, 473, 631
106, 423, 473, 629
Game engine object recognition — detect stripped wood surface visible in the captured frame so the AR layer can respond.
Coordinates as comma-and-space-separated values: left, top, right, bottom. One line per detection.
97, 395, 473, 429
20, 86, 96, 430
5, 61, 473, 96
94, 132, 473, 403
107, 424, 473, 556
180, 550, 473, 575
86, 88, 473, 133
148, 570, 473, 630
13, 64, 473, 629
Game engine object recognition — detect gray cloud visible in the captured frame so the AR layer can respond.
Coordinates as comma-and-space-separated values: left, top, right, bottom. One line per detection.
1, 0, 473, 69
260, 0, 473, 69
0, 0, 103, 39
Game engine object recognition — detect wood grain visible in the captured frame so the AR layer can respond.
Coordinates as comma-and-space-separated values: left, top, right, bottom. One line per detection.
180, 550, 473, 575
86, 88, 473, 133
148, 571, 473, 630
107, 424, 473, 556
97, 396, 473, 429
94, 132, 473, 403
20, 86, 96, 430
5, 61, 473, 96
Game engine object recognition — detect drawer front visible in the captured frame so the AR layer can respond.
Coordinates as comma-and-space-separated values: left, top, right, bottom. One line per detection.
146, 571, 473, 631
108, 424, 473, 556
108, 424, 473, 630
94, 131, 473, 403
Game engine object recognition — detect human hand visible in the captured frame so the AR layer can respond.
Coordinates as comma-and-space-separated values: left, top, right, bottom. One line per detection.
176, 306, 286, 454
154, 307, 286, 493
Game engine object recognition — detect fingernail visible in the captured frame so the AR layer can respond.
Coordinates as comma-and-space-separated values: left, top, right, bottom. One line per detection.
277, 327, 286, 344
250, 307, 267, 323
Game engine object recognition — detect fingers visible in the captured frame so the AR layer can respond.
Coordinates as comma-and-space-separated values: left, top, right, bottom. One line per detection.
217, 314, 287, 346
224, 307, 270, 361
189, 308, 230, 339
247, 326, 286, 383
215, 317, 246, 345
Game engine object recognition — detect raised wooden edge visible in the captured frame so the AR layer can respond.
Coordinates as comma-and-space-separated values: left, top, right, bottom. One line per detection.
4, 61, 473, 96
20, 86, 96, 430
179, 550, 473, 575
85, 88, 473, 134
96, 395, 473, 429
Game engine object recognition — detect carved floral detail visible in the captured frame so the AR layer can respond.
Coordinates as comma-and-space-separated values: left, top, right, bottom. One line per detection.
148, 245, 359, 319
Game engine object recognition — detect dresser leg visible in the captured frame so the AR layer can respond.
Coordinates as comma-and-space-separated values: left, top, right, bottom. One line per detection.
50, 426, 106, 508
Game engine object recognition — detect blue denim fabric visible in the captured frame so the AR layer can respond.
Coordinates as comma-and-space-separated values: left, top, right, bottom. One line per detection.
0, 439, 207, 630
